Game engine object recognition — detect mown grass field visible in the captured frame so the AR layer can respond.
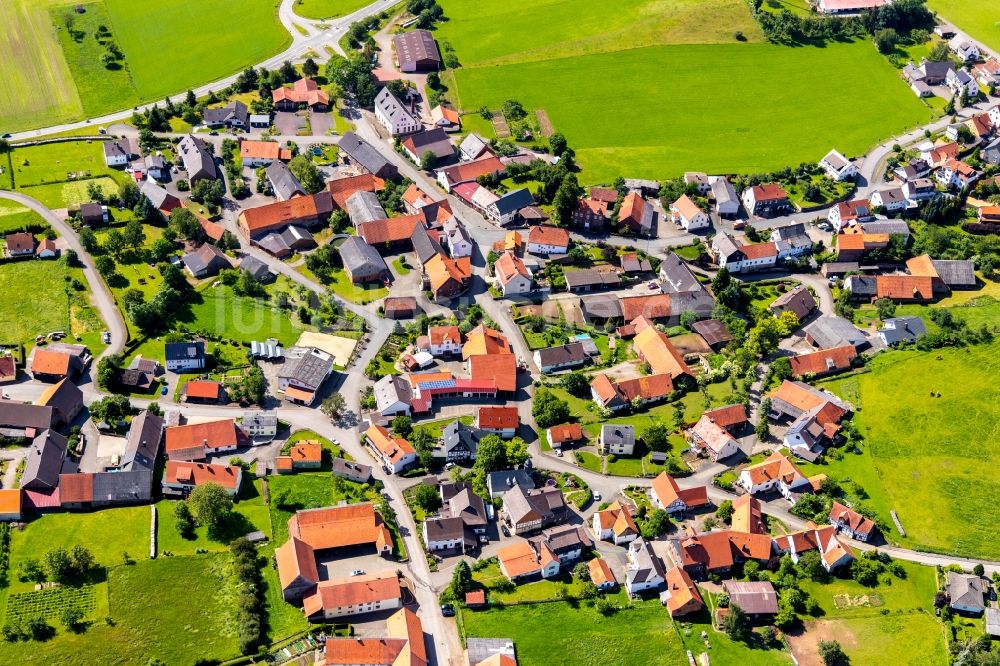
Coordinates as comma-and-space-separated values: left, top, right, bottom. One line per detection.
9, 140, 127, 209
928, 0, 1000, 55
448, 40, 934, 183
181, 285, 304, 347
461, 599, 688, 665
0, 200, 48, 235
817, 342, 1000, 559
1, 0, 289, 134
293, 0, 371, 19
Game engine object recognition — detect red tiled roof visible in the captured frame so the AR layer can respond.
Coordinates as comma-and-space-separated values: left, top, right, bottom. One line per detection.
165, 419, 239, 456
477, 406, 518, 430
357, 215, 421, 245
527, 225, 569, 248
429, 325, 461, 346
469, 353, 517, 393
164, 460, 241, 490
240, 140, 292, 161
290, 440, 322, 465
875, 275, 934, 301
789, 345, 858, 377
751, 183, 788, 202
439, 156, 504, 185
31, 350, 71, 377
548, 423, 583, 444
58, 473, 94, 504
703, 404, 747, 429
619, 294, 672, 321
328, 174, 385, 209
740, 242, 777, 260
184, 380, 221, 400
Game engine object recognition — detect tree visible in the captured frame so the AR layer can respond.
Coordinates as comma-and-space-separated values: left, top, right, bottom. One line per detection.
560, 371, 589, 397
756, 399, 771, 442
554, 173, 581, 226
61, 607, 84, 632
642, 422, 671, 452
302, 57, 319, 77
174, 501, 195, 538
500, 99, 526, 121
44, 548, 74, 583
818, 640, 848, 666
288, 154, 325, 194
532, 387, 570, 428
169, 207, 202, 240
322, 393, 347, 420
123, 219, 145, 251
412, 484, 442, 514
716, 499, 734, 522
391, 415, 413, 438
191, 179, 225, 207
573, 561, 590, 580
873, 27, 899, 54
874, 297, 896, 321
797, 549, 829, 582
79, 227, 99, 253
505, 437, 530, 467
721, 603, 750, 642
96, 353, 122, 390
641, 509, 671, 538
475, 434, 508, 473
419, 150, 437, 171
89, 394, 131, 425
103, 229, 126, 257
188, 482, 234, 529
974, 563, 985, 577
118, 179, 141, 208
149, 237, 175, 263
449, 560, 473, 599
549, 133, 567, 157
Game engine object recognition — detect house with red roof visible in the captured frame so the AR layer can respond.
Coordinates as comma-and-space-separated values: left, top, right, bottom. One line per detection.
829, 501, 878, 542
589, 372, 673, 413
545, 423, 584, 450
741, 183, 791, 217
525, 226, 569, 255
650, 472, 709, 515
476, 406, 519, 438
365, 424, 417, 473
273, 78, 330, 111
162, 460, 242, 496
164, 419, 242, 461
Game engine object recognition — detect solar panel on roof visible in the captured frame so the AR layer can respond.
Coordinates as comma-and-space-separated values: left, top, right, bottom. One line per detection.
418, 380, 456, 390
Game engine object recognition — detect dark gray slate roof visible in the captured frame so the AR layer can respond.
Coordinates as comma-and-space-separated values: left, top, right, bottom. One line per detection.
601, 424, 635, 449
92, 470, 153, 504
240, 255, 272, 281
771, 222, 808, 241
492, 188, 534, 217
122, 410, 163, 472
536, 342, 588, 367
487, 468, 534, 496
177, 135, 217, 180
860, 220, 911, 237
932, 259, 976, 287
879, 316, 927, 345
443, 421, 484, 458
565, 269, 621, 290
339, 236, 388, 277
22, 430, 67, 490
182, 243, 229, 277
265, 160, 305, 201
580, 294, 623, 320
410, 225, 444, 265
340, 132, 397, 178
279, 349, 331, 390
140, 181, 179, 210
0, 401, 53, 431
670, 288, 715, 319
257, 233, 291, 256
947, 572, 985, 612
805, 316, 868, 349
164, 341, 205, 362
203, 100, 249, 127
405, 128, 455, 160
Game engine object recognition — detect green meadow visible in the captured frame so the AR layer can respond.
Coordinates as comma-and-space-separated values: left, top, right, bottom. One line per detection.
928, 0, 1000, 55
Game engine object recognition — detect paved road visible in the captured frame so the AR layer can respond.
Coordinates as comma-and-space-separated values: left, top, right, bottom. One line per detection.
0, 191, 127, 363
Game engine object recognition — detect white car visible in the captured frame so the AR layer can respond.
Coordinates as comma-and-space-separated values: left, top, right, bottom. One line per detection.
593, 492, 602, 502
350, 569, 365, 576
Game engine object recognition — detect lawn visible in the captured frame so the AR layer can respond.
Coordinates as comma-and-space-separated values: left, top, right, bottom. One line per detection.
50, 1, 141, 118
676, 605, 793, 665
816, 342, 1000, 560
268, 472, 377, 544
293, 0, 371, 19
156, 480, 272, 556
9, 140, 127, 208
928, 0, 1000, 55
181, 285, 304, 346
0, 200, 48, 234
461, 598, 688, 666
789, 613, 946, 666
447, 40, 935, 183
1, 0, 289, 134
0, 0, 82, 134
0, 258, 106, 350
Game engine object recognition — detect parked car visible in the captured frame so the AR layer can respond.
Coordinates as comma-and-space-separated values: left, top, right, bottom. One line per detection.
440, 604, 455, 617
593, 491, 602, 502
350, 569, 365, 576
501, 524, 510, 537
160, 385, 168, 396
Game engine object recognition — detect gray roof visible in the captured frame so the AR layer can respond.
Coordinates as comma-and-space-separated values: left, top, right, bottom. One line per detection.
177, 135, 217, 180
243, 409, 277, 428
771, 222, 808, 241
339, 132, 396, 178
257, 233, 291, 256
670, 289, 715, 319
492, 188, 534, 217
987, 608, 1000, 636
879, 316, 926, 345
873, 187, 906, 204
165, 341, 205, 362
374, 88, 418, 128
240, 255, 272, 281
947, 572, 985, 612
278, 348, 331, 390
424, 516, 466, 541
536, 524, 592, 557
404, 128, 455, 160
375, 374, 412, 414
446, 487, 487, 528
0, 401, 53, 432
723, 580, 779, 615
932, 259, 976, 287
487, 468, 534, 496
92, 470, 153, 504
265, 160, 305, 201
920, 60, 955, 79
121, 410, 163, 472
804, 316, 868, 349
565, 268, 621, 290
659, 253, 702, 293
845, 275, 877, 296
860, 220, 911, 237
627, 538, 665, 585
331, 457, 372, 481
691, 319, 733, 347
711, 177, 737, 205
339, 236, 388, 277
203, 100, 248, 127
410, 224, 444, 265
145, 154, 166, 170
822, 261, 861, 276
103, 139, 133, 160
393, 29, 441, 70
580, 294, 623, 320
601, 424, 635, 449
460, 134, 491, 161
713, 232, 742, 261
22, 430, 67, 490
182, 243, 229, 277
769, 285, 816, 318
279, 225, 313, 248
502, 485, 565, 525
466, 638, 516, 666
140, 181, 179, 210
345, 190, 387, 225
536, 342, 588, 367
443, 421, 483, 458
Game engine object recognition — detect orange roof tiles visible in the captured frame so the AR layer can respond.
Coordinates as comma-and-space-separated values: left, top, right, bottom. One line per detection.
31, 350, 71, 377
495, 251, 530, 286
276, 535, 320, 590
663, 565, 703, 616
905, 254, 938, 278
671, 194, 703, 221
527, 225, 569, 248
164, 460, 241, 490
651, 472, 709, 510
357, 215, 422, 245
742, 451, 806, 486
273, 77, 330, 107
304, 572, 401, 615
703, 404, 747, 429
590, 373, 618, 404
240, 191, 334, 236
328, 174, 385, 209
619, 294, 672, 321
875, 275, 934, 301
769, 380, 829, 413
730, 494, 765, 534
366, 424, 416, 464
740, 242, 778, 260
439, 156, 505, 186
289, 503, 391, 552
588, 557, 616, 587
751, 183, 788, 202
0, 489, 21, 516
469, 353, 517, 393
497, 540, 545, 578
789, 345, 858, 377
633, 323, 692, 378
829, 501, 876, 537
462, 325, 512, 359
425, 254, 471, 293
290, 440, 322, 465
429, 325, 461, 346
58, 473, 93, 504
184, 380, 221, 400
478, 406, 519, 430
240, 140, 292, 161
548, 423, 583, 444
165, 419, 239, 456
